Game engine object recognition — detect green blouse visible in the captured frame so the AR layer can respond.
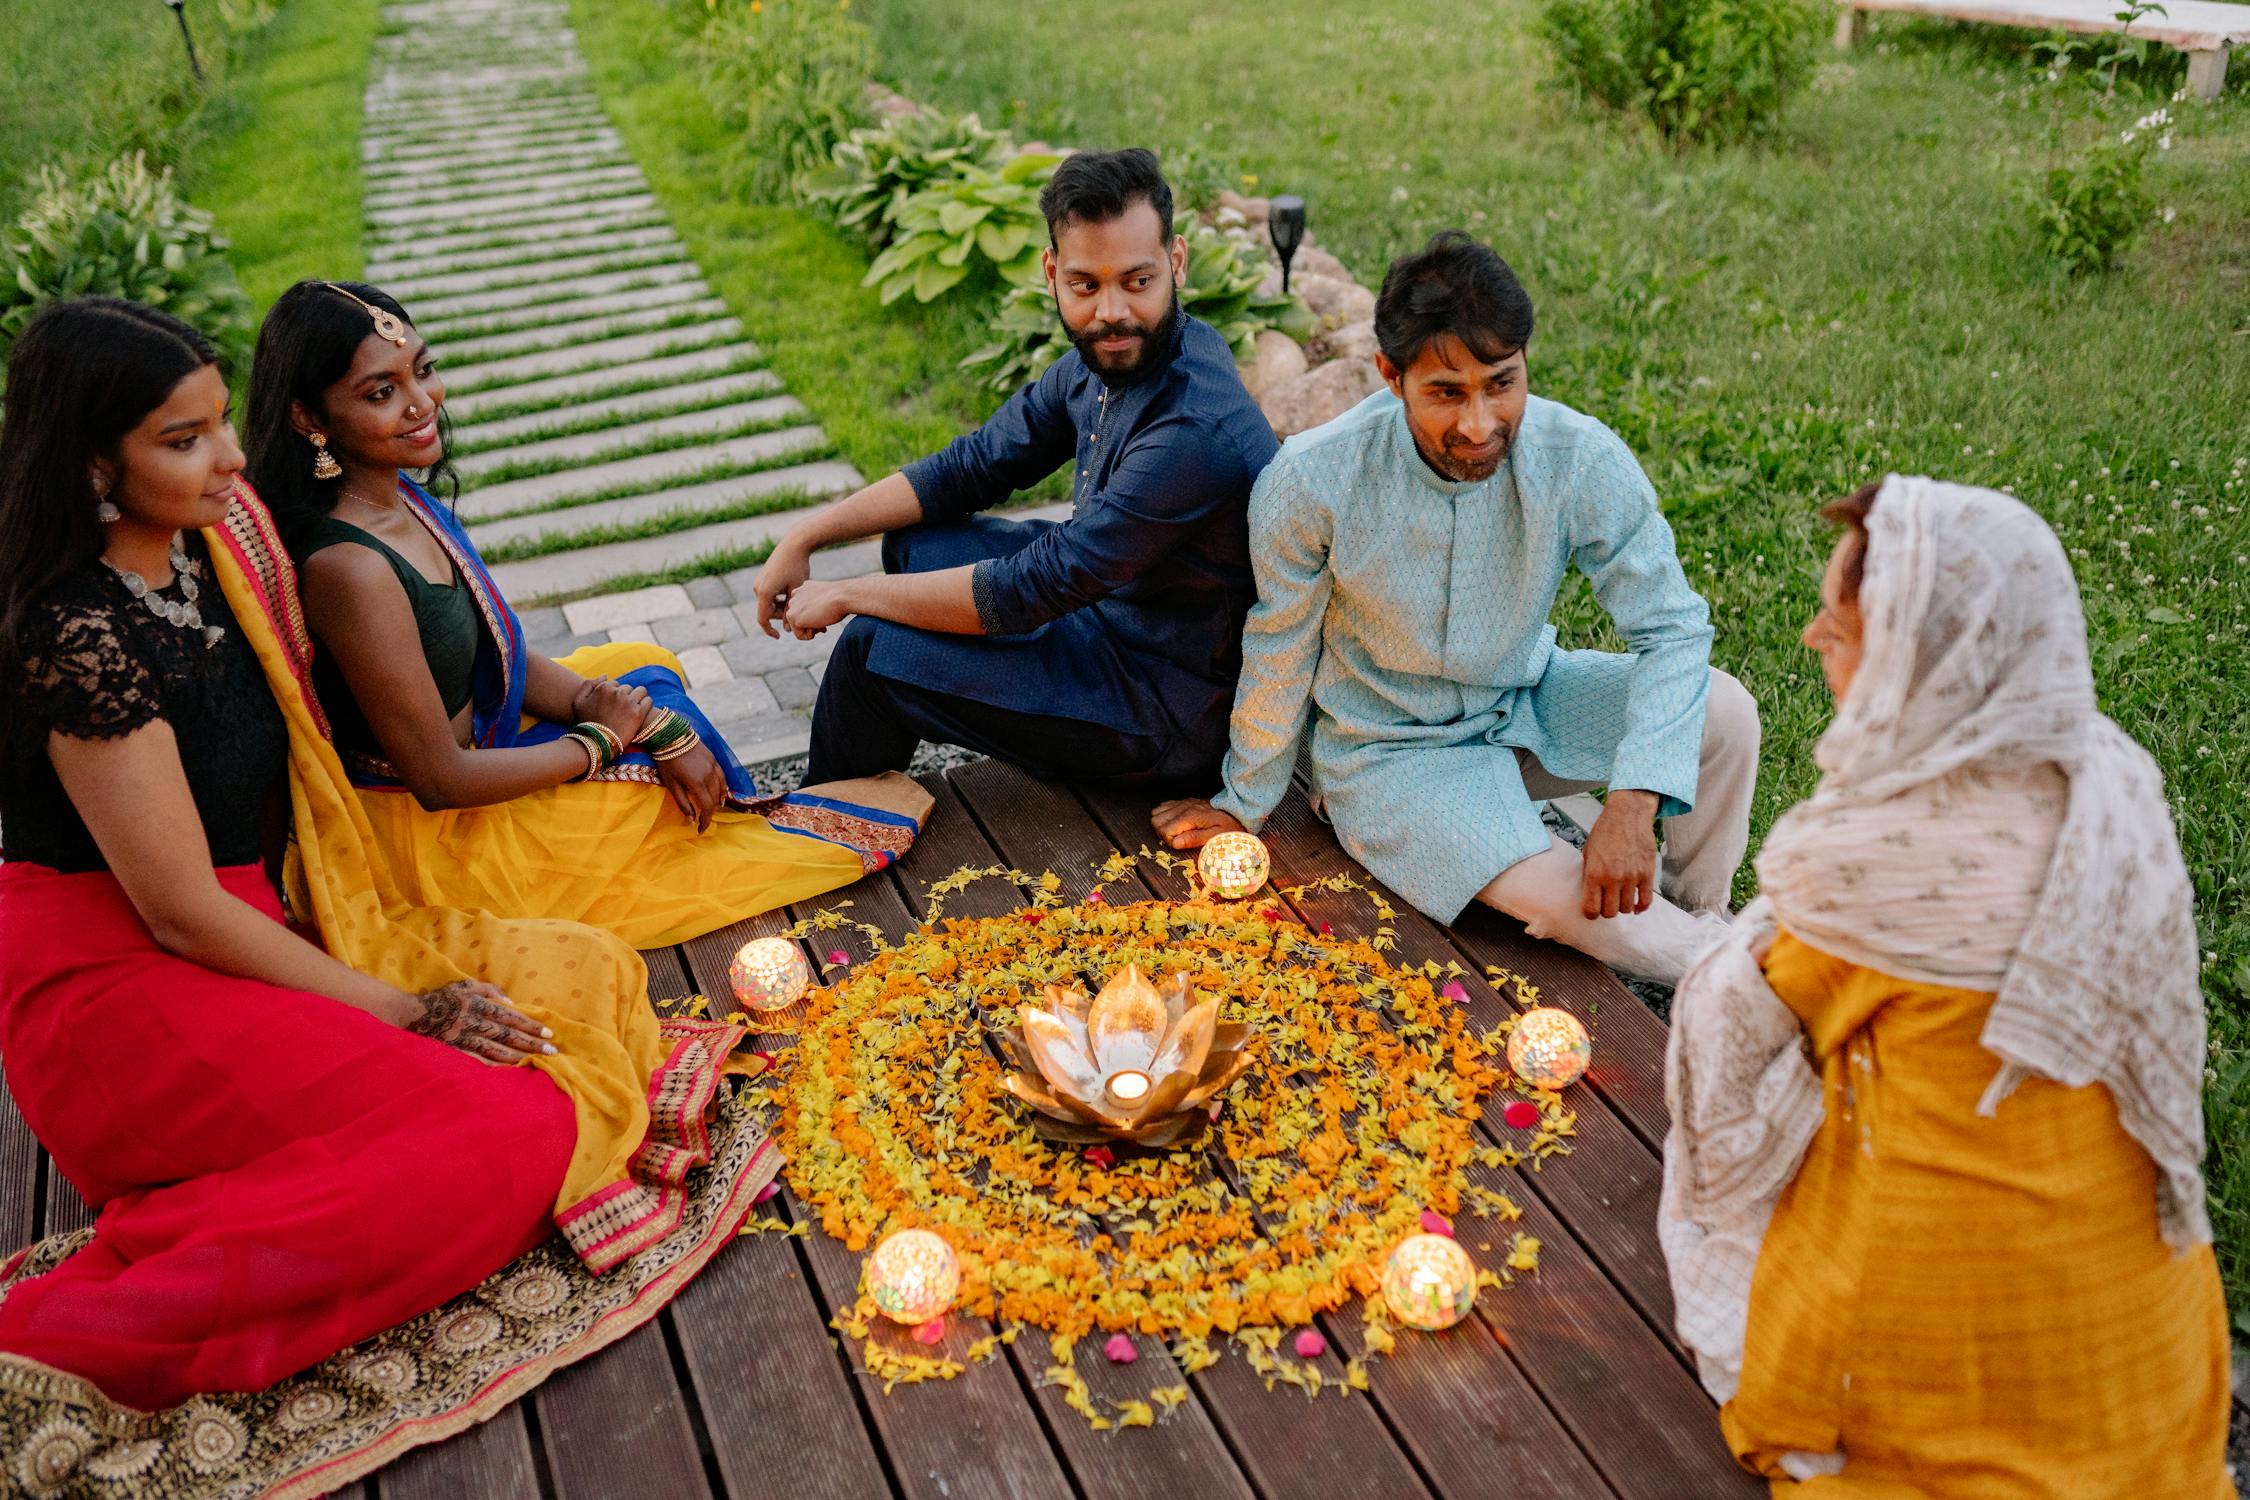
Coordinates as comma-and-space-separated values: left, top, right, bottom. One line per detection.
298, 517, 479, 759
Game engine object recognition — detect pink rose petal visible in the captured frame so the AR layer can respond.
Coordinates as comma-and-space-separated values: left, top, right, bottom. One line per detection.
1261, 907, 1283, 922
1104, 1333, 1138, 1364
1293, 1329, 1327, 1359
912, 1318, 946, 1345
1084, 1145, 1116, 1169
1086, 889, 1106, 904
1317, 922, 1333, 938
1503, 1100, 1540, 1130
1441, 980, 1470, 1004
828, 949, 850, 966
1418, 1208, 1454, 1237
752, 1180, 781, 1205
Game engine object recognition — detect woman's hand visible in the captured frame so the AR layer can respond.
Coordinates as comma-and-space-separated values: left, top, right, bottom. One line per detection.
403, 979, 556, 1064
655, 741, 729, 833
575, 676, 653, 745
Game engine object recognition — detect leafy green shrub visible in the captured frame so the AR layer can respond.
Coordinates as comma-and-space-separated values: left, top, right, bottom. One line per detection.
0, 152, 253, 368
801, 109, 1012, 250
960, 213, 1317, 392
860, 150, 1063, 306
695, 0, 874, 201
1538, 0, 1822, 146
2034, 108, 2168, 273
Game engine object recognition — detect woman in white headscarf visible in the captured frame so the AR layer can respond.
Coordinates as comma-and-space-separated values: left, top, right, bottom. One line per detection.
1659, 475, 2233, 1496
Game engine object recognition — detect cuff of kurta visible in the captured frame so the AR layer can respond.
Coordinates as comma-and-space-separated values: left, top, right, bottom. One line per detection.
1606, 759, 1695, 823
968, 558, 1012, 636
1210, 787, 1272, 834
899, 455, 952, 521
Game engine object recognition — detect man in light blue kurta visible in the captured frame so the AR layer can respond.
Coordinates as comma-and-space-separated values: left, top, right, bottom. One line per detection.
1156, 233, 1759, 983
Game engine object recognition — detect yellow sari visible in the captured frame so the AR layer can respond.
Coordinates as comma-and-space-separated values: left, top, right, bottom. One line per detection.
207, 489, 768, 1271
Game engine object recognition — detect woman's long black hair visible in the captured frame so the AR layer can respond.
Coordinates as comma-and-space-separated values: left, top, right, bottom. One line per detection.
243, 279, 456, 556
0, 296, 220, 742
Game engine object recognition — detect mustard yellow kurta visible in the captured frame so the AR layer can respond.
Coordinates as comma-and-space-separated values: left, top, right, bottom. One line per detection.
356, 643, 916, 950
1723, 931, 2235, 1498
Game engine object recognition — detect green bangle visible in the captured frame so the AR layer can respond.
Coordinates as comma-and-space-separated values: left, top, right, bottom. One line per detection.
637, 708, 693, 753
572, 721, 623, 766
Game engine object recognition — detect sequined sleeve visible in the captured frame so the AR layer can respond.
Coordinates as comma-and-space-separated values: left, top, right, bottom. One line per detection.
20, 598, 166, 742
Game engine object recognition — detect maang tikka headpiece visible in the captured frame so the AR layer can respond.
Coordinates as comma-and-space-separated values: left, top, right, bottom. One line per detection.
323, 282, 410, 347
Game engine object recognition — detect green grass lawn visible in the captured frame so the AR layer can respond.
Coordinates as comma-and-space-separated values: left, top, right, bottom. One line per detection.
0, 0, 204, 224
848, 1, 2250, 1315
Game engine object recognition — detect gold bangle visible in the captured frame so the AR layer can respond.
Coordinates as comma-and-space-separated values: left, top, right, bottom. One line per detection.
563, 731, 603, 780
649, 730, 703, 763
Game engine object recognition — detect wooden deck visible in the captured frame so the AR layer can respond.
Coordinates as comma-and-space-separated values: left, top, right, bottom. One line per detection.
0, 759, 1762, 1500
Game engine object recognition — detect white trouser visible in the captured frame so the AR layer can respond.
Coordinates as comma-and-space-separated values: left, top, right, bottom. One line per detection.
1474, 669, 1761, 985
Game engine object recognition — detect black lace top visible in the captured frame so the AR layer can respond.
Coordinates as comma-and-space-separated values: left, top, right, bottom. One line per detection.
1, 540, 288, 873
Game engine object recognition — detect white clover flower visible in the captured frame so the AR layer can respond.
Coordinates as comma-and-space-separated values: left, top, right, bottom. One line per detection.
2162, 206, 2178, 223
2159, 133, 2173, 151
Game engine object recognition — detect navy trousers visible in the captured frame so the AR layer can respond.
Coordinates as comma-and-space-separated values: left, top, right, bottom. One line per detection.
804, 517, 1222, 791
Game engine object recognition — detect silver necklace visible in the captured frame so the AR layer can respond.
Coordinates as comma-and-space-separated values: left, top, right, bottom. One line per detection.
106, 540, 224, 648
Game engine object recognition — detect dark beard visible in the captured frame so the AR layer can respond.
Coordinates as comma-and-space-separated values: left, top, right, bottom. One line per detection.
1412, 426, 1511, 483
1063, 292, 1180, 386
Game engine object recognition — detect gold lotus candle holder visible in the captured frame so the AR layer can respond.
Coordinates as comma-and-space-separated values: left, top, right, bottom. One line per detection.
1383, 1233, 1477, 1331
865, 1228, 959, 1325
1196, 831, 1271, 900
993, 964, 1255, 1148
1507, 1007, 1592, 1091
729, 936, 812, 1012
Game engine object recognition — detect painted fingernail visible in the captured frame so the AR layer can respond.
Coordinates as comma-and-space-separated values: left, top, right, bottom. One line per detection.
542, 1043, 558, 1054
540, 1026, 554, 1037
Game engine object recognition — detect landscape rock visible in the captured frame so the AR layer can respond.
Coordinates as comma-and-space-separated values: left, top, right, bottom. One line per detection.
1311, 318, 1381, 366
1218, 189, 1270, 226
1295, 272, 1377, 328
1295, 244, 1353, 284
1259, 358, 1386, 439
1238, 329, 1309, 401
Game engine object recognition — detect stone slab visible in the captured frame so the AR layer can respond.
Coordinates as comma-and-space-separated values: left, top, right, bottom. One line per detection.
408, 262, 702, 325
490, 514, 835, 605
684, 575, 733, 610
441, 297, 730, 365
672, 673, 779, 723
717, 624, 844, 676
369, 180, 657, 231
458, 424, 823, 517
363, 126, 619, 170
365, 164, 644, 215
362, 138, 629, 190
605, 621, 659, 644
716, 721, 813, 769
674, 646, 734, 689
360, 206, 664, 269
378, 238, 678, 300
396, 237, 688, 299
764, 667, 819, 710
455, 393, 804, 477
369, 196, 665, 255
440, 317, 740, 396
363, 108, 609, 152
363, 154, 636, 201
559, 584, 695, 635
516, 604, 570, 643
652, 608, 743, 652
461, 457, 854, 549
449, 369, 777, 449
440, 339, 761, 421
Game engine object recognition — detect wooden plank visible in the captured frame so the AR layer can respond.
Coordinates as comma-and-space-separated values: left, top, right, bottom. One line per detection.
641, 945, 694, 1004
43, 1162, 93, 1238
378, 1405, 542, 1500
533, 1316, 713, 1500
665, 1200, 897, 1500
1844, 0, 2250, 51
1237, 789, 1759, 1493
0, 1084, 42, 1248
1244, 792, 1684, 1341
945, 764, 1440, 1500
677, 864, 1075, 1500
801, 834, 1249, 1500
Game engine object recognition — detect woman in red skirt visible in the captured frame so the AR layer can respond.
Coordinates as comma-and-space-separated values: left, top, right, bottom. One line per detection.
0, 301, 778, 1497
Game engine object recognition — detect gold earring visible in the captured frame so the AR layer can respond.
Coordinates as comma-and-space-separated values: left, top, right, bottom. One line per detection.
310, 432, 342, 481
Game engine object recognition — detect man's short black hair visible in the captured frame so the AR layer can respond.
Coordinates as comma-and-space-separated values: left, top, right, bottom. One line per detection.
1038, 148, 1174, 245
1374, 230, 1535, 372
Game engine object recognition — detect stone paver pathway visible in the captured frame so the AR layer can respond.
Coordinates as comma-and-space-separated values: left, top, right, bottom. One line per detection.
363, 0, 1020, 765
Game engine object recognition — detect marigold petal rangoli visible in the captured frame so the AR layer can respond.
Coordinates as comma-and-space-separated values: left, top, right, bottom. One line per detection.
757, 865, 1577, 1422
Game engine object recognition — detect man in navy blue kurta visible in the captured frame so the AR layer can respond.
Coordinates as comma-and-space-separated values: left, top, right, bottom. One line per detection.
752, 150, 1277, 788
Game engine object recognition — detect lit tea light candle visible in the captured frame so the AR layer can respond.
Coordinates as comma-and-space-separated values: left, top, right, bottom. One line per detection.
1507, 1007, 1592, 1091
729, 936, 812, 1012
865, 1228, 959, 1325
1105, 1069, 1152, 1106
1383, 1232, 1477, 1331
1197, 831, 1271, 900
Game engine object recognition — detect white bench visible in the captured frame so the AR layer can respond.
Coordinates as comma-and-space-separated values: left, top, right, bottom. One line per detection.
1833, 0, 2250, 97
